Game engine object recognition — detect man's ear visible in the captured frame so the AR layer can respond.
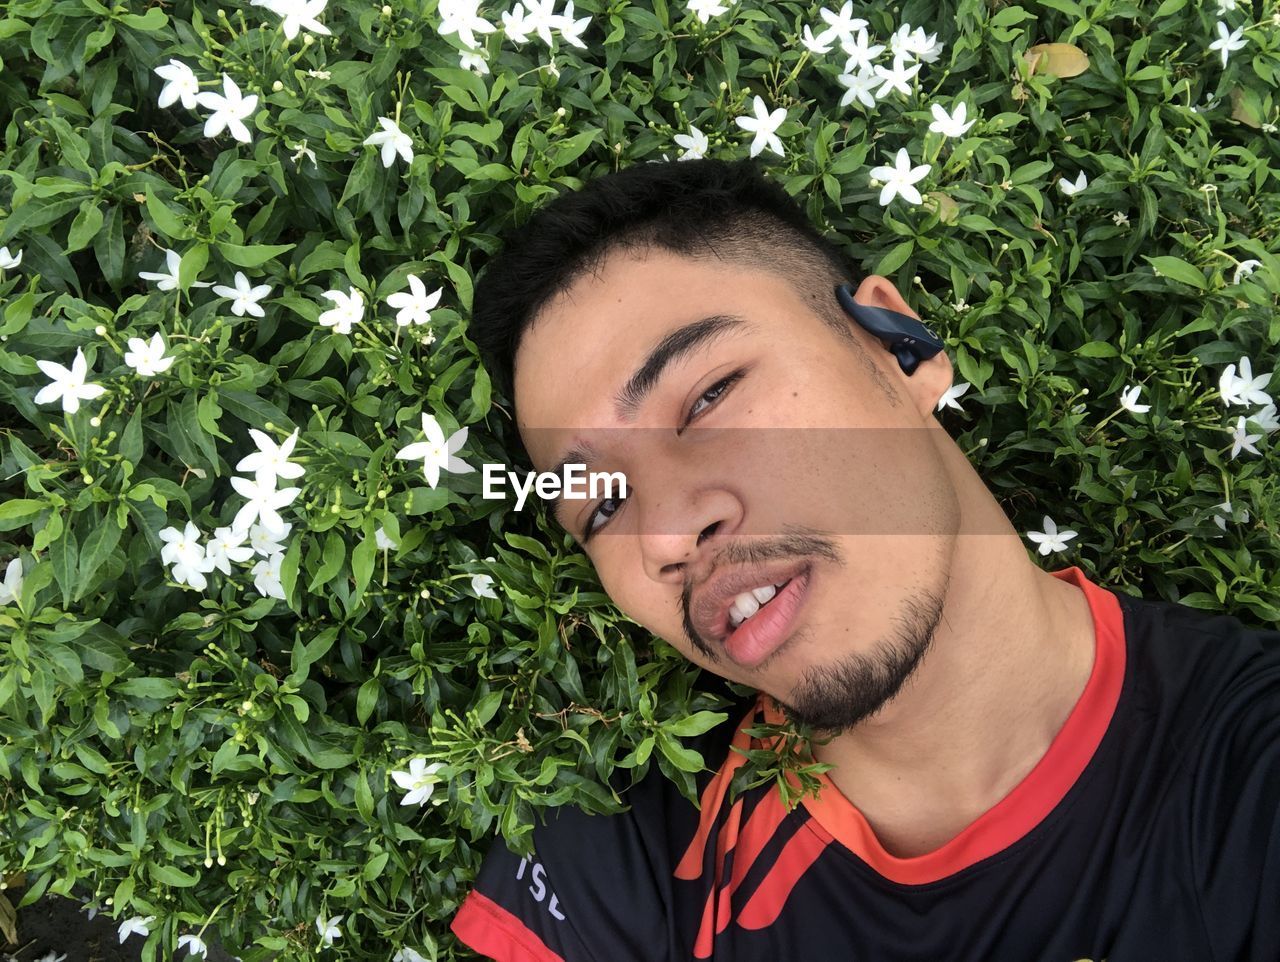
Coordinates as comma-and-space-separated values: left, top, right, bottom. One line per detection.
851, 274, 955, 422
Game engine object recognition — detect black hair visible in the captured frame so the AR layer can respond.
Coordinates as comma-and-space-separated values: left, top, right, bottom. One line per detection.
467, 156, 868, 411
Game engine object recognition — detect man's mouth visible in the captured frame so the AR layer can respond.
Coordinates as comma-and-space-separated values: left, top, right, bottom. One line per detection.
715, 567, 813, 669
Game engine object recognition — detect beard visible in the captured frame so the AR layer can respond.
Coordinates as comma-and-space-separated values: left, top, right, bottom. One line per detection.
774, 585, 948, 737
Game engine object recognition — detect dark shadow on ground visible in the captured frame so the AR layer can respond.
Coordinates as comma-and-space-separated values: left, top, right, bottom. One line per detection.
3, 895, 238, 962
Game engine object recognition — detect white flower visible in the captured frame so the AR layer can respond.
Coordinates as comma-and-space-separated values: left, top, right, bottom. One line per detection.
818, 1, 867, 46
1232, 258, 1261, 285
1112, 211, 1129, 227
159, 521, 217, 589
1219, 355, 1273, 407
500, 2, 534, 42
154, 59, 201, 111
1208, 21, 1247, 68
0, 557, 24, 607
364, 116, 414, 168
375, 526, 398, 550
1119, 384, 1151, 414
1058, 171, 1089, 196
288, 138, 318, 168
138, 248, 215, 291
437, 0, 497, 48
194, 74, 259, 144
673, 125, 709, 160
868, 147, 931, 206
1025, 515, 1078, 556
249, 521, 291, 557
872, 54, 922, 98
395, 412, 474, 488
839, 27, 884, 73
318, 286, 366, 335
231, 472, 301, 532
211, 271, 274, 317
928, 101, 975, 138
1216, 0, 1238, 12
471, 572, 498, 599
1250, 402, 1280, 434
902, 25, 943, 63
237, 427, 305, 483
1230, 415, 1263, 458
386, 274, 444, 327
800, 24, 837, 54
268, 0, 332, 40
1213, 500, 1249, 532
460, 48, 490, 73
34, 347, 108, 413
117, 916, 155, 943
0, 245, 22, 271
554, 0, 591, 48
315, 913, 344, 949
936, 380, 970, 412
837, 66, 879, 109
393, 949, 430, 962
177, 933, 210, 958
204, 525, 256, 575
734, 95, 787, 159
687, 0, 729, 24
251, 551, 287, 599
36, 951, 68, 962
391, 757, 446, 806
123, 332, 176, 377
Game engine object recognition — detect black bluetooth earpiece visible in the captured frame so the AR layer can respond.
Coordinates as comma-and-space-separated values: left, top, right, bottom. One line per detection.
834, 283, 945, 377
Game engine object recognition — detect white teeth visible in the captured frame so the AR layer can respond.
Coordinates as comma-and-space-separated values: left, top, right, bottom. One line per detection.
728, 583, 786, 629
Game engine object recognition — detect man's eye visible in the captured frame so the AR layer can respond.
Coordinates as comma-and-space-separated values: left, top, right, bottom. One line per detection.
684, 370, 744, 426
583, 495, 623, 541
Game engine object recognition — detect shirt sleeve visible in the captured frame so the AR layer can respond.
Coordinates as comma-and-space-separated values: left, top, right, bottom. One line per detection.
450, 785, 673, 962
1190, 633, 1280, 962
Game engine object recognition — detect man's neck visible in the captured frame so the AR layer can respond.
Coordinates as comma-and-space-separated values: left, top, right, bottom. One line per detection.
808, 506, 1098, 859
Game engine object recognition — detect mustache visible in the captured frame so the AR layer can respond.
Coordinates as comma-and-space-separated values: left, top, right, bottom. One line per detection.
680, 526, 844, 660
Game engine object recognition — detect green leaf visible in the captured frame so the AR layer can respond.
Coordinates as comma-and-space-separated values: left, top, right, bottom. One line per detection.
145, 184, 191, 240
1144, 256, 1205, 290
178, 243, 210, 293
216, 241, 296, 268
49, 521, 79, 608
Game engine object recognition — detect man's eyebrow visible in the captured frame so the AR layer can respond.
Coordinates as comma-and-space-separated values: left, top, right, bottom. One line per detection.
612, 313, 752, 423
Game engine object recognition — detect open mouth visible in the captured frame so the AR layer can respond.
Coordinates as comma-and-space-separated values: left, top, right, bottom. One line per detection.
726, 577, 794, 629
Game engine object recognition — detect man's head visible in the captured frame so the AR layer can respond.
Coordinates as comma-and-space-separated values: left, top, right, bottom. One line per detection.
469, 158, 965, 736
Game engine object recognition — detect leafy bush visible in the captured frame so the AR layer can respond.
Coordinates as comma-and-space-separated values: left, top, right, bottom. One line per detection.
1, 0, 1278, 958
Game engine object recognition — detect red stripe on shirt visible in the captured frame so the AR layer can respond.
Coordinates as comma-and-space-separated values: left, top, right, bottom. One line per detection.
450, 890, 568, 962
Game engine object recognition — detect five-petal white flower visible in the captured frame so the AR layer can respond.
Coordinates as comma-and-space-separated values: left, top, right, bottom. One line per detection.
138, 248, 215, 291
687, 0, 729, 25
734, 95, 787, 159
1213, 500, 1249, 532
868, 148, 931, 206
386, 274, 444, 327
837, 67, 879, 109
0, 557, 24, 607
251, 551, 287, 599
269, 0, 333, 40
1058, 171, 1089, 196
1025, 516, 1078, 555
800, 24, 837, 54
177, 933, 210, 958
840, 28, 884, 73
118, 916, 155, 943
203, 526, 257, 575
194, 74, 260, 144
364, 116, 414, 168
1119, 384, 1151, 414
0, 245, 22, 271
160, 521, 217, 589
437, 0, 498, 48
818, 1, 867, 46
928, 101, 975, 138
936, 380, 970, 412
1231, 259, 1261, 285
34, 347, 108, 414
318, 286, 366, 335
316, 913, 344, 949
395, 413, 474, 488
123, 332, 176, 378
674, 125, 709, 160
1230, 415, 1263, 459
872, 54, 921, 98
391, 757, 446, 806
237, 428, 305, 483
154, 59, 201, 111
1219, 356, 1273, 407
250, 521, 291, 557
212, 271, 274, 317
1208, 21, 1247, 68
231, 473, 302, 533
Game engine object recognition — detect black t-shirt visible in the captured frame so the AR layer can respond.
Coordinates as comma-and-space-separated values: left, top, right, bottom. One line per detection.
450, 566, 1280, 961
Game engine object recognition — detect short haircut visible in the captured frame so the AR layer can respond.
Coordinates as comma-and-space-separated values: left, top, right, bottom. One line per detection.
467, 157, 869, 410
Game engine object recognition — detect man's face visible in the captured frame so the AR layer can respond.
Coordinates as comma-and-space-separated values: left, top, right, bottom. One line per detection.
514, 247, 962, 734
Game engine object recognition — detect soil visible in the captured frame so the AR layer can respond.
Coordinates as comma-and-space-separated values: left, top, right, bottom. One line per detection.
3, 894, 238, 962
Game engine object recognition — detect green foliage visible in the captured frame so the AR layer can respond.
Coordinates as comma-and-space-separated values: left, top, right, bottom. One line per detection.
0, 0, 1278, 958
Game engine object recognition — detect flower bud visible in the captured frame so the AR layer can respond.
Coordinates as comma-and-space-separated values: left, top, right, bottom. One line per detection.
556, 107, 565, 117
419, 587, 430, 598
1000, 242, 1009, 251
382, 3, 391, 12
95, 324, 106, 335
90, 416, 101, 427
241, 700, 253, 712
303, 33, 314, 44
272, 80, 283, 92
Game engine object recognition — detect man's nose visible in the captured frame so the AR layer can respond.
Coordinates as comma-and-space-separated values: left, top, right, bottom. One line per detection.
638, 487, 742, 584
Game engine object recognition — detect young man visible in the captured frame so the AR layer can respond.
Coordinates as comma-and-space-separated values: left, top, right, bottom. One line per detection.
449, 157, 1280, 960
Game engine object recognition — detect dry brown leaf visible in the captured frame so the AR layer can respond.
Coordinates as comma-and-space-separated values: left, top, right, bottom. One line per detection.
1230, 87, 1262, 128
1025, 43, 1090, 78
924, 192, 960, 224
